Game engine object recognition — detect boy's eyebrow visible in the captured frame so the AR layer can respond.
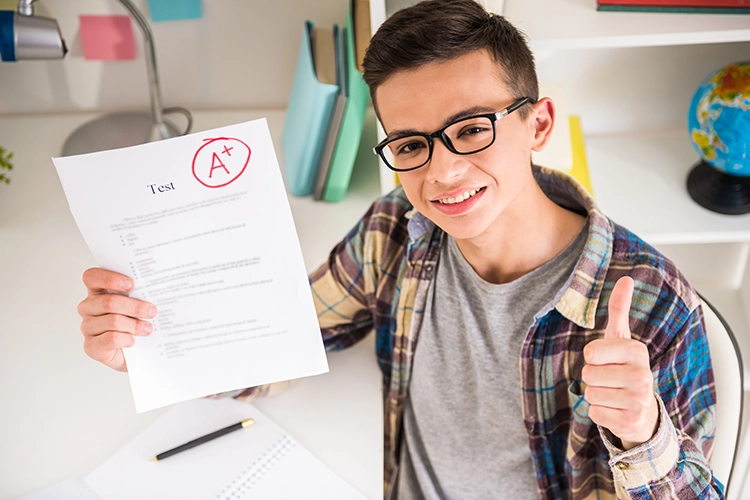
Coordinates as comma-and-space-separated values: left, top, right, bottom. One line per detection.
442, 106, 495, 127
385, 106, 496, 140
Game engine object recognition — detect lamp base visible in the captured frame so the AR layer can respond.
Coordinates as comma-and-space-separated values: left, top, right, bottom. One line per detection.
61, 112, 179, 156
687, 160, 750, 215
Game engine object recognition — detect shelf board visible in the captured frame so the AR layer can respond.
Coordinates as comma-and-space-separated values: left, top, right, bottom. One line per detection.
503, 0, 750, 50
585, 131, 750, 246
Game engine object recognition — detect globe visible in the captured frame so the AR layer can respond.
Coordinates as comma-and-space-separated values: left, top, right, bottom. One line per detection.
687, 62, 750, 214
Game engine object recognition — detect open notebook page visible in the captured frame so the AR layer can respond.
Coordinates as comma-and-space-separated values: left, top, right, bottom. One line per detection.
84, 398, 369, 500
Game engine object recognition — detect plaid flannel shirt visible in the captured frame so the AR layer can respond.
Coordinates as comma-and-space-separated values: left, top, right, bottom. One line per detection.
227, 166, 721, 499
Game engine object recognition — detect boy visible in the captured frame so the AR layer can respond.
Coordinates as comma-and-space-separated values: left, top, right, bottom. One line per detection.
77, 0, 720, 498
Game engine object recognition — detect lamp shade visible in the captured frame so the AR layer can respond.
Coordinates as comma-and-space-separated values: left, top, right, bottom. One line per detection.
0, 10, 66, 62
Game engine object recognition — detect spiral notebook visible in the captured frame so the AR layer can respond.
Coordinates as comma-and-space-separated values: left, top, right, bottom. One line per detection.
84, 398, 368, 500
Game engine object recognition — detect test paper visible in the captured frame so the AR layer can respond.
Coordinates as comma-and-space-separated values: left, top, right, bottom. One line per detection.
53, 119, 329, 413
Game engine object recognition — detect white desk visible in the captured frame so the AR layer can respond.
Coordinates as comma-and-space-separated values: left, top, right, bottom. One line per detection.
0, 109, 384, 499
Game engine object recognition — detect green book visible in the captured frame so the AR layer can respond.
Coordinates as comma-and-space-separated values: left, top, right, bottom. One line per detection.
320, 0, 371, 202
597, 4, 750, 12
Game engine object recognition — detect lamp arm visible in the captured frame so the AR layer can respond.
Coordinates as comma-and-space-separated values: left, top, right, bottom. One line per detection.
16, 0, 36, 16
116, 0, 164, 129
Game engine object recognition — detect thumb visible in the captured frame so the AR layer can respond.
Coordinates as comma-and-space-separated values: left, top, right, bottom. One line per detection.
605, 276, 634, 340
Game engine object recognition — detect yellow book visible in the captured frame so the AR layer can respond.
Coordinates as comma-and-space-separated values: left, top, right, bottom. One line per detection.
568, 115, 594, 198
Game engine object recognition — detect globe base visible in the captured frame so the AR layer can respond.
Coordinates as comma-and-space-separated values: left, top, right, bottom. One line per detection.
687, 161, 750, 215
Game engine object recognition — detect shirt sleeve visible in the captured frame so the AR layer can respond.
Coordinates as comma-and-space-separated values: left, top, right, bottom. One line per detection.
598, 307, 724, 499
308, 201, 380, 352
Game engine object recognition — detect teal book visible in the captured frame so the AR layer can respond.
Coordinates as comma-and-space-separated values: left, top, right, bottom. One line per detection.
282, 21, 340, 197
320, 2, 371, 202
313, 27, 348, 201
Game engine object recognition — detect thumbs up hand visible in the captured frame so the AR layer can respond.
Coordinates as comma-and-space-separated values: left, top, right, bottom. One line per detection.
582, 276, 660, 450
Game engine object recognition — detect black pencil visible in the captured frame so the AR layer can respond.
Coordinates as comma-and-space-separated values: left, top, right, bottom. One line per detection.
151, 418, 255, 461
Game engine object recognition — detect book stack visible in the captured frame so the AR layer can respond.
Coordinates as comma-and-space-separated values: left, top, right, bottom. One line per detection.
597, 0, 750, 14
282, 0, 371, 202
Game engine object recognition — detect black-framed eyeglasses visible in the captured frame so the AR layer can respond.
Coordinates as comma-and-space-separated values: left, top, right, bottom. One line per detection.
373, 97, 532, 172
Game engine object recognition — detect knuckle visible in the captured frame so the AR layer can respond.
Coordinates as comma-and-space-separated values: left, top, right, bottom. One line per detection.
102, 293, 120, 312
83, 337, 107, 362
108, 331, 125, 350
115, 331, 135, 348
79, 318, 93, 337
101, 332, 115, 350
123, 332, 136, 348
106, 314, 123, 332
104, 314, 119, 331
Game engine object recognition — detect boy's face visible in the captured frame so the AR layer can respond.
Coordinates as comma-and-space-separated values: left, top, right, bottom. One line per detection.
375, 49, 551, 241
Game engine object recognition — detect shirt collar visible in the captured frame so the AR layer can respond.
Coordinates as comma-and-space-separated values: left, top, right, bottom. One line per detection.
405, 207, 435, 242
532, 166, 613, 329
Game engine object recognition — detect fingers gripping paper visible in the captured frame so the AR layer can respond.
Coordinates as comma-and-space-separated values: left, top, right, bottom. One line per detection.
53, 119, 328, 413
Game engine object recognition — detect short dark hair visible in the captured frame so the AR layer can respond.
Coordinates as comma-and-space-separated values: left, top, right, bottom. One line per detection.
362, 0, 538, 118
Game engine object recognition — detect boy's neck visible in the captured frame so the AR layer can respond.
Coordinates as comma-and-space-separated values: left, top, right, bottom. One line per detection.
453, 180, 586, 285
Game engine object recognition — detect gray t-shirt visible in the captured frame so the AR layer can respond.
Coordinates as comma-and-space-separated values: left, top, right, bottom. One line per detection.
396, 221, 588, 500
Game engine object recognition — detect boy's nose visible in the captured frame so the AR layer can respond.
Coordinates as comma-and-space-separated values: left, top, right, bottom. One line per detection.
424, 139, 470, 184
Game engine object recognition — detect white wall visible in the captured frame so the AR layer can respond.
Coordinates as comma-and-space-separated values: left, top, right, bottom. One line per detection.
0, 0, 349, 114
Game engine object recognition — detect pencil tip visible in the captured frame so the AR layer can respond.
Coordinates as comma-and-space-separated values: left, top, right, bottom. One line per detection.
151, 456, 158, 462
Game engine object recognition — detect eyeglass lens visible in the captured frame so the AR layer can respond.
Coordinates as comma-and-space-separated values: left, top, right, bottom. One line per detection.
382, 115, 495, 171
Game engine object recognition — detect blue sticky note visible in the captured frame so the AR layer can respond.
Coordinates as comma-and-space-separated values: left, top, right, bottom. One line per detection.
147, 0, 202, 22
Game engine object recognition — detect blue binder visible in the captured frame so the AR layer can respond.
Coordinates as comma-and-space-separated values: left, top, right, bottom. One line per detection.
282, 21, 339, 197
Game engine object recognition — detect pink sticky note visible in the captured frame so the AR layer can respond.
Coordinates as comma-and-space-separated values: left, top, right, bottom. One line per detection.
79, 15, 136, 61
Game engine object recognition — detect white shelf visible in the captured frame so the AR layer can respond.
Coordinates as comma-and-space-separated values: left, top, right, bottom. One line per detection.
503, 0, 750, 51
586, 131, 750, 246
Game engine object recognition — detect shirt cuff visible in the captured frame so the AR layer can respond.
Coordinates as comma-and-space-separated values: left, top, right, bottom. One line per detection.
598, 393, 680, 492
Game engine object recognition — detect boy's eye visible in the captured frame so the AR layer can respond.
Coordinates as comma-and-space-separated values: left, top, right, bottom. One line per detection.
395, 139, 427, 156
462, 126, 486, 136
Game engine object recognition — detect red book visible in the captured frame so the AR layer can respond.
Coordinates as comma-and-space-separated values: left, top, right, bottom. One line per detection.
598, 0, 749, 5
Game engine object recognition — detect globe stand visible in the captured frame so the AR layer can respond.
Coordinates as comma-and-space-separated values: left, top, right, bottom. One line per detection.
687, 160, 750, 215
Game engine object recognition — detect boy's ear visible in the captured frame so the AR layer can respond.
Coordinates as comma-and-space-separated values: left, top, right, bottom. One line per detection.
529, 97, 555, 152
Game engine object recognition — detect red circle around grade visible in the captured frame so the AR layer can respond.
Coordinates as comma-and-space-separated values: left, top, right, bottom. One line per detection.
192, 137, 251, 188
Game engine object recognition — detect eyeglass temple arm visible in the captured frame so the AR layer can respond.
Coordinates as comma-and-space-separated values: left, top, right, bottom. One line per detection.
495, 97, 531, 120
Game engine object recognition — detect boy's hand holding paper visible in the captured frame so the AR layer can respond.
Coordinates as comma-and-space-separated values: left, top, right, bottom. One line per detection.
55, 118, 328, 413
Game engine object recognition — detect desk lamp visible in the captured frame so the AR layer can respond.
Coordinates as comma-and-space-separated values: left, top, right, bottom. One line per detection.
0, 0, 191, 156
0, 0, 66, 60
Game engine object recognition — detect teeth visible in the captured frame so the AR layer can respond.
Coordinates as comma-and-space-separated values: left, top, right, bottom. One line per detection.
439, 188, 480, 205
